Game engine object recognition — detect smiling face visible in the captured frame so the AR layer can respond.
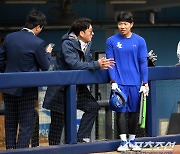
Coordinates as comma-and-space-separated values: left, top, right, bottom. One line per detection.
117, 21, 134, 38
79, 25, 94, 42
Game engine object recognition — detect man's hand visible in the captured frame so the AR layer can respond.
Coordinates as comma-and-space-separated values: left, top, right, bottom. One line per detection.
98, 57, 115, 69
111, 82, 121, 92
139, 83, 149, 97
46, 43, 54, 53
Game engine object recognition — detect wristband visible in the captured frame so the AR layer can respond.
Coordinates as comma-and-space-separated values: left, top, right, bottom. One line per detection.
142, 82, 148, 86
110, 80, 116, 84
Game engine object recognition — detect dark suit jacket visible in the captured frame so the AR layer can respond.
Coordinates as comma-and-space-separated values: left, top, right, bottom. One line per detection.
0, 29, 51, 96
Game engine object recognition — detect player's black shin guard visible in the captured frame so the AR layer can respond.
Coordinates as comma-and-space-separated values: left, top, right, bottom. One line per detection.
128, 112, 138, 134
117, 112, 127, 134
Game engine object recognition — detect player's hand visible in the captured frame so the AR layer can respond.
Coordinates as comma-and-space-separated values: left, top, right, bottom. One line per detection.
111, 82, 121, 92
98, 57, 115, 69
139, 83, 149, 97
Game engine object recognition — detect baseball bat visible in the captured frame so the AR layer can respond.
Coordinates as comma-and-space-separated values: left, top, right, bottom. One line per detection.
140, 96, 147, 128
138, 92, 144, 124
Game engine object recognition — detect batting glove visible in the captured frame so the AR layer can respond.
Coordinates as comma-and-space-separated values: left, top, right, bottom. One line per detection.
139, 83, 149, 97
111, 83, 121, 92
148, 50, 157, 63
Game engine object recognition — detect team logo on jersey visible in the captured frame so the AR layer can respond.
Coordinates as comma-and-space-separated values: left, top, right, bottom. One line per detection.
133, 44, 136, 47
116, 42, 122, 48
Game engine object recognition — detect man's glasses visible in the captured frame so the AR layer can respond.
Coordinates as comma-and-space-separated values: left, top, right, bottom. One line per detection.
84, 29, 93, 35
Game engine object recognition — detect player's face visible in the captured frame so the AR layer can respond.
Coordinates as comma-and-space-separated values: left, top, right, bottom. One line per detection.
117, 21, 134, 38
80, 25, 94, 42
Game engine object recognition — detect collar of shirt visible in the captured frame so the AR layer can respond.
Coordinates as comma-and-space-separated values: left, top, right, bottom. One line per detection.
22, 28, 35, 35
79, 40, 88, 53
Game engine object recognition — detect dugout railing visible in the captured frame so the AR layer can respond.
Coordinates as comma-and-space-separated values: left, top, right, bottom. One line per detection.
0, 66, 180, 153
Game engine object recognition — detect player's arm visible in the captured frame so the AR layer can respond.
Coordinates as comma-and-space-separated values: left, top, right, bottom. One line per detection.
138, 39, 149, 96
139, 40, 148, 83
105, 38, 116, 81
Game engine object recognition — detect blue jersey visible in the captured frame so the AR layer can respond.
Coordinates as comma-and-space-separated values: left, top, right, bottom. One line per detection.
106, 33, 148, 86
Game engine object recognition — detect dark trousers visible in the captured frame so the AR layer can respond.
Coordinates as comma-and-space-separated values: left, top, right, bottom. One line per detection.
48, 85, 99, 145
31, 109, 39, 147
4, 89, 37, 149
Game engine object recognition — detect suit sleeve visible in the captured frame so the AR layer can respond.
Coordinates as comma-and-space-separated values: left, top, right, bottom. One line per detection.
34, 41, 51, 71
62, 40, 100, 70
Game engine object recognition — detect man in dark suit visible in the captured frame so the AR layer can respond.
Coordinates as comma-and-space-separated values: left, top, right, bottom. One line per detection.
0, 10, 53, 149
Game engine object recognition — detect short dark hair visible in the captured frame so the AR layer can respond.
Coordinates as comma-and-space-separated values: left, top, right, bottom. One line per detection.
25, 10, 47, 29
116, 12, 133, 23
69, 17, 92, 36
